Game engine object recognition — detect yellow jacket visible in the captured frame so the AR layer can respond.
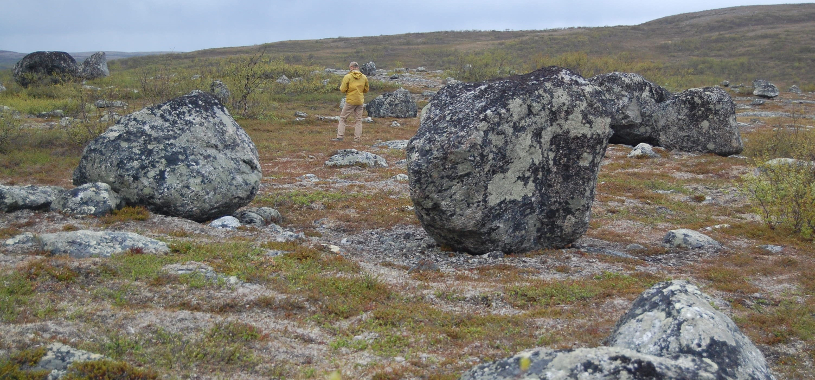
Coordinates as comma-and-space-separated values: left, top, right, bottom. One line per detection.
340, 70, 369, 105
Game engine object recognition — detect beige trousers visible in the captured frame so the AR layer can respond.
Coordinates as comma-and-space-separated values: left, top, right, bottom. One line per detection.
337, 104, 364, 140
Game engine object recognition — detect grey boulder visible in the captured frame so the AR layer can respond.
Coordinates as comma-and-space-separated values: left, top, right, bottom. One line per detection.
654, 87, 743, 156
663, 228, 722, 249
325, 149, 387, 168
753, 79, 779, 98
79, 51, 110, 80
73, 90, 262, 222
210, 80, 230, 104
460, 280, 775, 380
589, 72, 671, 146
627, 142, 660, 158
365, 88, 418, 118
0, 185, 65, 212
50, 182, 124, 217
9, 230, 170, 258
234, 206, 282, 227
360, 61, 377, 76
13, 51, 79, 87
408, 66, 612, 254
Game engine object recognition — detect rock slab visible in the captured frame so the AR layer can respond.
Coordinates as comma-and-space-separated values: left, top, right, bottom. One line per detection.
460, 280, 775, 380
365, 88, 418, 118
0, 185, 65, 212
73, 90, 262, 222
408, 67, 612, 254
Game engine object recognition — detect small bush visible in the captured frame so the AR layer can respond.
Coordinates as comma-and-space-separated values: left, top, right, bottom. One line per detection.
62, 359, 158, 380
742, 159, 815, 239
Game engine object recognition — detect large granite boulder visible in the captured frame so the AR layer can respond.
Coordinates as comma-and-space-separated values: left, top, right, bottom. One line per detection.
366, 88, 418, 118
654, 87, 743, 155
13, 51, 79, 87
590, 72, 743, 156
79, 51, 110, 80
0, 185, 65, 212
753, 79, 779, 98
461, 280, 775, 380
73, 90, 262, 222
408, 67, 612, 254
589, 72, 672, 145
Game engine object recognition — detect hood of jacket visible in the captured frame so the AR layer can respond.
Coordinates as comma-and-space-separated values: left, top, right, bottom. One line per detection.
350, 70, 363, 79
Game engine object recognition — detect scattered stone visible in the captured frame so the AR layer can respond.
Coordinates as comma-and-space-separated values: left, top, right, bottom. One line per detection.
94, 100, 127, 108
407, 258, 439, 273
760, 244, 784, 253
444, 77, 460, 85
721, 80, 730, 87
359, 61, 377, 76
13, 51, 79, 87
753, 79, 780, 98
373, 140, 409, 150
662, 228, 721, 249
627, 142, 660, 158
392, 174, 409, 182
73, 90, 262, 222
751, 98, 766, 106
294, 111, 308, 118
31, 343, 106, 380
299, 173, 319, 182
79, 51, 110, 79
626, 243, 646, 251
362, 117, 374, 123
318, 115, 341, 122
416, 66, 427, 72
408, 67, 611, 254
50, 182, 124, 217
163, 261, 241, 285
210, 80, 230, 104
0, 83, 5, 92
365, 88, 418, 118
461, 280, 775, 380
209, 215, 241, 229
789, 85, 801, 94
38, 110, 65, 119
234, 206, 282, 226
0, 185, 65, 212
12, 230, 171, 258
390, 121, 401, 127
325, 149, 388, 168
276, 75, 291, 85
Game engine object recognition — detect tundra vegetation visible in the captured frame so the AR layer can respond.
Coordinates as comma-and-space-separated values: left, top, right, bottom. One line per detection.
2, 4, 815, 379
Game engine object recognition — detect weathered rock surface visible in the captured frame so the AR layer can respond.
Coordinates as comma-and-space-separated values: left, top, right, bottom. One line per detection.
209, 215, 241, 229
608, 280, 775, 380
360, 61, 377, 76
13, 51, 79, 87
4, 230, 170, 258
0, 185, 65, 212
654, 87, 743, 156
325, 149, 388, 168
590, 72, 743, 156
373, 140, 409, 150
234, 206, 282, 227
79, 51, 109, 79
589, 72, 671, 145
31, 343, 105, 380
365, 88, 418, 118
210, 80, 230, 104
460, 280, 775, 380
50, 182, 124, 217
73, 90, 262, 222
753, 79, 780, 98
663, 228, 722, 249
408, 66, 612, 254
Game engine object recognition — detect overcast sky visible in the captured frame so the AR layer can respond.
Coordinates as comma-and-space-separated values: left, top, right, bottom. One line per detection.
1, 0, 812, 53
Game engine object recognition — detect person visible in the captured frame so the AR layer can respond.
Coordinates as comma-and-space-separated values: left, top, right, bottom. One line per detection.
333, 61, 369, 142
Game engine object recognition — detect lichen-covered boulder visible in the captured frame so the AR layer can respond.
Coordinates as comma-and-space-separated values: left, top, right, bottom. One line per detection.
360, 61, 377, 76
73, 90, 262, 222
662, 228, 722, 249
325, 149, 387, 168
460, 280, 776, 380
210, 80, 230, 104
753, 79, 779, 98
365, 88, 418, 118
589, 72, 672, 145
0, 185, 65, 212
607, 280, 775, 380
13, 51, 79, 87
653, 87, 743, 156
36, 230, 170, 258
50, 182, 124, 217
408, 67, 612, 254
79, 51, 109, 79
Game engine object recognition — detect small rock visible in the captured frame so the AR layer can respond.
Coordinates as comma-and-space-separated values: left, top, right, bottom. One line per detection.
325, 149, 387, 168
210, 216, 241, 229
759, 244, 783, 253
663, 229, 721, 249
627, 142, 660, 158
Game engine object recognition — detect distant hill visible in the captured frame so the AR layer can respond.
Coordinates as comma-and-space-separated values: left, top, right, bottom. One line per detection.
0, 50, 174, 71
